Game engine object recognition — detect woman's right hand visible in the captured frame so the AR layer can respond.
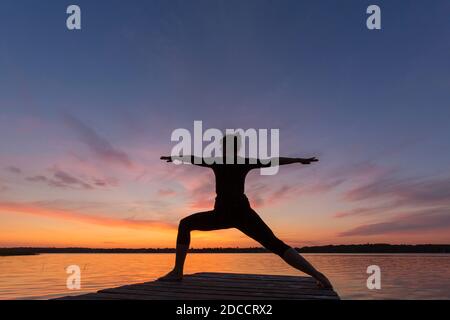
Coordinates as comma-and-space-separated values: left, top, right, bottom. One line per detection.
298, 157, 318, 164
160, 156, 173, 162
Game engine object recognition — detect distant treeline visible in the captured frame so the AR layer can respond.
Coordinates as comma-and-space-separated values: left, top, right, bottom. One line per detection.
1, 244, 449, 256
296, 244, 450, 253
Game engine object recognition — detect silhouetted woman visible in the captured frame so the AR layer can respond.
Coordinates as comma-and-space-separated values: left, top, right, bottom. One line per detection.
159, 134, 332, 288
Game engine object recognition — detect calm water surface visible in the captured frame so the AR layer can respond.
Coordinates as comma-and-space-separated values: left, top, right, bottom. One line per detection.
0, 253, 449, 300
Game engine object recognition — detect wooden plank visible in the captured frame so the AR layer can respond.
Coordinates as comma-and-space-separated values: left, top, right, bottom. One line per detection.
112, 283, 337, 299
84, 292, 162, 300
101, 287, 277, 300
101, 286, 338, 300
194, 272, 316, 283
182, 276, 322, 289
182, 277, 328, 292
135, 280, 337, 297
55, 293, 123, 300
55, 272, 340, 300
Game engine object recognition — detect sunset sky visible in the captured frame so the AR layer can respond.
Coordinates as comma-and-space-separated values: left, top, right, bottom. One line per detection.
1, 0, 449, 248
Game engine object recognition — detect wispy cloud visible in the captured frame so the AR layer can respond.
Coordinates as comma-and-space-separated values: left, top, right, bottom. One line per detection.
158, 188, 176, 196
92, 177, 119, 187
53, 169, 93, 189
334, 204, 392, 218
343, 175, 450, 206
336, 174, 450, 218
335, 168, 450, 237
246, 176, 344, 208
25, 169, 118, 190
64, 114, 134, 168
26, 171, 92, 190
0, 201, 176, 231
5, 166, 22, 174
339, 209, 450, 236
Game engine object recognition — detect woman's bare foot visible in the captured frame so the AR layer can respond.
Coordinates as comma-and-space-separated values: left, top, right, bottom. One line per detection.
314, 272, 333, 289
157, 269, 183, 281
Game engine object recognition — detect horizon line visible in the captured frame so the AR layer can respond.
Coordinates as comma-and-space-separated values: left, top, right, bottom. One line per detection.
2, 243, 450, 250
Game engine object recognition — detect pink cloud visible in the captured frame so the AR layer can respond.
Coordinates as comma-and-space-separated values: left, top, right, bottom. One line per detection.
157, 188, 177, 196
0, 201, 176, 231
64, 114, 134, 168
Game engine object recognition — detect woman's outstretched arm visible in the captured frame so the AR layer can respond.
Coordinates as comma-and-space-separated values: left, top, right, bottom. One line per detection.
160, 155, 213, 167
246, 157, 318, 168
278, 157, 319, 165
161, 155, 318, 167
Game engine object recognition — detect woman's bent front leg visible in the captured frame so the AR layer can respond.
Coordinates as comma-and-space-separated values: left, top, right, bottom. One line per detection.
158, 211, 226, 281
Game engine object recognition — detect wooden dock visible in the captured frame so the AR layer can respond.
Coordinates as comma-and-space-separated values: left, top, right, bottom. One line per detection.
57, 272, 339, 300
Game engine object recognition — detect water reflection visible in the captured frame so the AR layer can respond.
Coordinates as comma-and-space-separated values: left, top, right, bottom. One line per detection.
0, 253, 449, 299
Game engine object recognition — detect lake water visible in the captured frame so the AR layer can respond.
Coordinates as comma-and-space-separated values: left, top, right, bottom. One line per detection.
0, 253, 449, 300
